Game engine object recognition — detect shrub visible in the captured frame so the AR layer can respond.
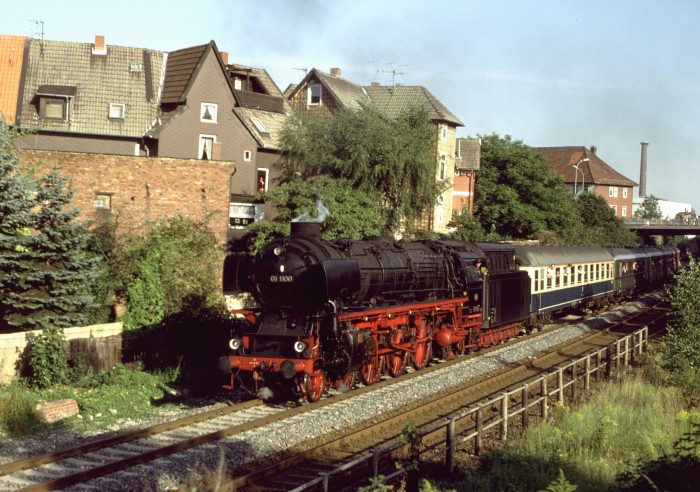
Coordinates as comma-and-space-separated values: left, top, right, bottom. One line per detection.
26, 325, 70, 389
0, 383, 46, 436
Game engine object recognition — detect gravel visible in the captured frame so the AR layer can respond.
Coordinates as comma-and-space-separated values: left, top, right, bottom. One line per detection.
0, 292, 663, 491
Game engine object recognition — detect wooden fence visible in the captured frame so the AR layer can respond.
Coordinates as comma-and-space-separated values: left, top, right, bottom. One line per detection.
292, 327, 649, 491
0, 323, 123, 385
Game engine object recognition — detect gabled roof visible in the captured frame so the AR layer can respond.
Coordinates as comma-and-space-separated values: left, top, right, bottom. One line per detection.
288, 68, 370, 111
17, 38, 166, 137
0, 35, 27, 123
160, 42, 211, 105
535, 146, 637, 187
364, 85, 464, 127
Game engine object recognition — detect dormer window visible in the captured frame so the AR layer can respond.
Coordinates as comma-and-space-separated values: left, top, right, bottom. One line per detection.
36, 85, 76, 121
308, 84, 322, 105
200, 102, 218, 123
108, 103, 125, 119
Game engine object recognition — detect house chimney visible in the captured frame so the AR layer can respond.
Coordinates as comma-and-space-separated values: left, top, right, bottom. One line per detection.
92, 35, 106, 55
220, 51, 228, 65
639, 141, 648, 197
590, 145, 597, 155
330, 67, 341, 77
371, 81, 381, 86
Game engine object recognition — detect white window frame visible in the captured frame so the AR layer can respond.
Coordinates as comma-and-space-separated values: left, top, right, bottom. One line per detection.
440, 124, 448, 140
622, 187, 628, 199
198, 134, 216, 160
200, 102, 218, 123
257, 168, 269, 192
94, 193, 112, 210
251, 117, 269, 135
439, 154, 446, 180
611, 204, 618, 214
243, 150, 252, 162
609, 186, 618, 198
308, 84, 322, 105
437, 195, 444, 223
108, 103, 125, 119
621, 205, 627, 217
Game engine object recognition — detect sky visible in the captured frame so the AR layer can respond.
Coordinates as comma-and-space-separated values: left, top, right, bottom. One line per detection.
2, 0, 699, 209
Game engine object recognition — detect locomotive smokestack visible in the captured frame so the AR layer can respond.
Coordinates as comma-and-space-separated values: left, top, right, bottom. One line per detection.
640, 141, 648, 197
291, 222, 321, 238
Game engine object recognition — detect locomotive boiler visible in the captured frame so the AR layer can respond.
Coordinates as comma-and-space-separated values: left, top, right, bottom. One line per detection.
220, 222, 530, 402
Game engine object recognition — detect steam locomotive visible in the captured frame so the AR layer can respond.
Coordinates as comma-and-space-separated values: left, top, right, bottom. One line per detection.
220, 222, 679, 402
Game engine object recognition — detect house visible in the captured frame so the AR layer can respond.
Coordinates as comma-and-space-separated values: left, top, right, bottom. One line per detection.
536, 146, 637, 219
286, 68, 465, 233
454, 137, 480, 215
14, 35, 167, 156
0, 35, 26, 124
2, 34, 293, 241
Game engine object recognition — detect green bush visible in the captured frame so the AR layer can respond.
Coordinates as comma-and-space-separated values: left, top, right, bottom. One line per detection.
26, 325, 70, 389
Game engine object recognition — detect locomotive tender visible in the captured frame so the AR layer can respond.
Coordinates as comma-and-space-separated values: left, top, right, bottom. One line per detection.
220, 222, 679, 402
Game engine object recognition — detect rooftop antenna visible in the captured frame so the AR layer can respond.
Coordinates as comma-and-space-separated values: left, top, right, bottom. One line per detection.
293, 67, 308, 75
28, 19, 44, 53
376, 63, 408, 87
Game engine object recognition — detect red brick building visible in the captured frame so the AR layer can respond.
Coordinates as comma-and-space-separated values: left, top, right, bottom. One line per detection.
536, 146, 637, 219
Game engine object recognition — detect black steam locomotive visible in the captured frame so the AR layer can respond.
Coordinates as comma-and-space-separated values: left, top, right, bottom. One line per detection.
220, 222, 678, 402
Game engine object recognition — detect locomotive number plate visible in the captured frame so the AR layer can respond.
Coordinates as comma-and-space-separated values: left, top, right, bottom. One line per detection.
270, 275, 294, 282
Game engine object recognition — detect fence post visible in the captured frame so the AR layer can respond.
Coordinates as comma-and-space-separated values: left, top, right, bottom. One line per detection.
541, 377, 548, 421
615, 340, 621, 373
446, 417, 455, 473
571, 364, 577, 401
624, 336, 630, 366
500, 393, 509, 441
558, 368, 564, 405
522, 384, 529, 428
372, 448, 380, 478
321, 472, 329, 492
596, 350, 602, 382
475, 405, 483, 456
585, 355, 591, 391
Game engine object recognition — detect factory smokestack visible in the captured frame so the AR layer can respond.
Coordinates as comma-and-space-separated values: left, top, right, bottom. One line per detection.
639, 141, 648, 198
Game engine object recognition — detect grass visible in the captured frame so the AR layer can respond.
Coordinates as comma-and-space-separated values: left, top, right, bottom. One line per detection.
0, 364, 193, 437
448, 373, 699, 491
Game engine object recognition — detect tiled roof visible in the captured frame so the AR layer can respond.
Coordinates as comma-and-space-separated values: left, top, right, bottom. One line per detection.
235, 106, 289, 150
17, 38, 166, 137
0, 35, 27, 123
312, 69, 369, 111
535, 146, 637, 187
160, 43, 209, 105
364, 85, 464, 127
456, 137, 480, 171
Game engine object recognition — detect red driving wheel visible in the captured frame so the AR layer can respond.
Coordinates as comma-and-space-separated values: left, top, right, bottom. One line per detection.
361, 340, 384, 385
305, 367, 325, 403
411, 322, 432, 370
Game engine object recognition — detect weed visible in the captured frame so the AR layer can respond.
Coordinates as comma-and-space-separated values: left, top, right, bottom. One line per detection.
0, 382, 46, 436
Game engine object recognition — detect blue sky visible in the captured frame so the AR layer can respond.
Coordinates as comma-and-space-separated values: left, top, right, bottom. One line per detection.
2, 0, 699, 209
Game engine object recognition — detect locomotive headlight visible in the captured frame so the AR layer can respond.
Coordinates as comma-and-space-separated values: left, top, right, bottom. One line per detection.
229, 337, 243, 351
273, 246, 284, 256
293, 340, 307, 353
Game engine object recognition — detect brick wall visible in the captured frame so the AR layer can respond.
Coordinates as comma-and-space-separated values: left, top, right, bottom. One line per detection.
36, 398, 80, 423
19, 150, 235, 243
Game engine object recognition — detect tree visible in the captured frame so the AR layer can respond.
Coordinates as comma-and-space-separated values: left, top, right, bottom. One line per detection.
2, 168, 100, 330
0, 120, 37, 330
574, 192, 639, 247
474, 134, 579, 241
111, 216, 224, 329
634, 194, 663, 220
231, 175, 385, 255
447, 208, 486, 242
661, 258, 700, 392
278, 105, 442, 235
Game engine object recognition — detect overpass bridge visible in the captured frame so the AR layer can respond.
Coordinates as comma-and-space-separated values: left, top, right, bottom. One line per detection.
625, 218, 700, 238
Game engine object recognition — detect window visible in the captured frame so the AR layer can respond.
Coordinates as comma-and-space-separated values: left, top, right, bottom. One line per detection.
243, 150, 252, 161
621, 206, 627, 217
41, 97, 69, 120
200, 103, 218, 123
437, 195, 444, 223
257, 168, 269, 192
94, 193, 112, 210
440, 124, 448, 140
622, 188, 628, 199
611, 204, 618, 215
229, 203, 264, 229
609, 186, 618, 198
308, 84, 322, 105
233, 78, 242, 90
251, 117, 269, 135
439, 154, 446, 180
199, 135, 216, 160
108, 103, 125, 119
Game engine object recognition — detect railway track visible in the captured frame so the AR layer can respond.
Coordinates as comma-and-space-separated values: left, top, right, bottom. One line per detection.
0, 295, 668, 491
227, 300, 669, 491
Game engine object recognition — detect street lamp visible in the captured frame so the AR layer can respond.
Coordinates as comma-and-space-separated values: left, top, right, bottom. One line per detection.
572, 158, 589, 196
